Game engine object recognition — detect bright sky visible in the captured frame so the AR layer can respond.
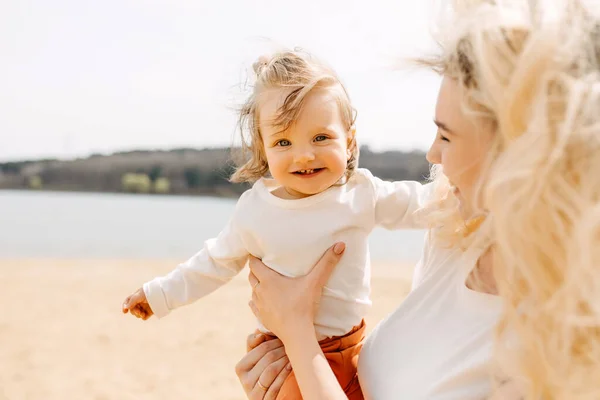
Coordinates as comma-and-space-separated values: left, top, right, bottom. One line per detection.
1, 0, 442, 162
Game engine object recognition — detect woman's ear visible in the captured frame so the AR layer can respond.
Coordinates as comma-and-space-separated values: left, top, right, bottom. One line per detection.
347, 126, 357, 159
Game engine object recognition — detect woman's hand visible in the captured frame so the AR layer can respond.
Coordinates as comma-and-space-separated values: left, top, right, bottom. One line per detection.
235, 332, 292, 399
245, 243, 348, 400
247, 242, 346, 343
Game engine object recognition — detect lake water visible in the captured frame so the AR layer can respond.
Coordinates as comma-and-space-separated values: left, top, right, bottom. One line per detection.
0, 190, 425, 263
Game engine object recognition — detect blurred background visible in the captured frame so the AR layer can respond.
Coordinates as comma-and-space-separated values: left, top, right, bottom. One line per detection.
1, 1, 440, 399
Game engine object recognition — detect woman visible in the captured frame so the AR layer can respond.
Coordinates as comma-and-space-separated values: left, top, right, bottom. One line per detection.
236, 0, 600, 399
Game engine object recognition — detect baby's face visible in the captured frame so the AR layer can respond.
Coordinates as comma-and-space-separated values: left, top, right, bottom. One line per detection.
259, 87, 354, 199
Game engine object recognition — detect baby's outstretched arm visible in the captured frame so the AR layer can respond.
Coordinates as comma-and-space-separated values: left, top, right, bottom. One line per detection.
368, 170, 432, 230
122, 191, 252, 320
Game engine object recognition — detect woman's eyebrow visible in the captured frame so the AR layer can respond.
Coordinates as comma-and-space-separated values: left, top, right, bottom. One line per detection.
433, 119, 454, 134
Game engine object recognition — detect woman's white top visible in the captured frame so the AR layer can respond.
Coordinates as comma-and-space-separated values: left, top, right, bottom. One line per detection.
358, 233, 503, 399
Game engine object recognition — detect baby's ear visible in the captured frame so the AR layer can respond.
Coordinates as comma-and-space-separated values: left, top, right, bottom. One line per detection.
347, 126, 357, 158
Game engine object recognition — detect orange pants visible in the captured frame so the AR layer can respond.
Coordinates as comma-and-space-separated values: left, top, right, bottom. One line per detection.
265, 320, 365, 400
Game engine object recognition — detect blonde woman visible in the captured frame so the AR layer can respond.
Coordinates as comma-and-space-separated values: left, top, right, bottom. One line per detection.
236, 0, 600, 399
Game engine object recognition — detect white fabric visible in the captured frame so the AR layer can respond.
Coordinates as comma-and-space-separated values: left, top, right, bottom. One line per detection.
358, 233, 503, 399
143, 168, 430, 339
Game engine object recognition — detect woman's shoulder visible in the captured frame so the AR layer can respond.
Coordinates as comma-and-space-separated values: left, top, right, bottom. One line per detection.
412, 230, 466, 288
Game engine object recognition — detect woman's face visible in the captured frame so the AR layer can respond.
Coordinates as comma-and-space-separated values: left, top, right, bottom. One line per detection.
426, 77, 494, 218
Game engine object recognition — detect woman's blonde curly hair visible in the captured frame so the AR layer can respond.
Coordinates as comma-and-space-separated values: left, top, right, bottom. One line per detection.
419, 0, 600, 398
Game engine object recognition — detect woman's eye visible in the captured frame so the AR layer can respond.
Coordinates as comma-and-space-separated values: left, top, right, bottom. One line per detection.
276, 139, 291, 147
314, 135, 328, 142
438, 131, 450, 142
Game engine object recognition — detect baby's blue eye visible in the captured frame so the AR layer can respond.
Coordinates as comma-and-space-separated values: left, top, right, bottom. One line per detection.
276, 139, 291, 147
315, 135, 328, 142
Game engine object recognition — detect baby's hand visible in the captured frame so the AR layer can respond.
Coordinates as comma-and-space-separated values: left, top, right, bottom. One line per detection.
122, 288, 154, 320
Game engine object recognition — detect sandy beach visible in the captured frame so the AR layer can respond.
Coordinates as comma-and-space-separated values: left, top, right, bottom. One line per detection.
0, 259, 414, 400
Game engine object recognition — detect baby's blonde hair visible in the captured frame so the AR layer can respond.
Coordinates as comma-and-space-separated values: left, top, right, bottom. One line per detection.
230, 50, 358, 183
420, 0, 600, 398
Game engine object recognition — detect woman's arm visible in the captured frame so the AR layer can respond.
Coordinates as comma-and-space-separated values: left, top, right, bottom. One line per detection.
280, 323, 347, 400
247, 242, 349, 400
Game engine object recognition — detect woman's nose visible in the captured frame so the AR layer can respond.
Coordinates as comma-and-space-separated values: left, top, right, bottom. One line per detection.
426, 141, 441, 165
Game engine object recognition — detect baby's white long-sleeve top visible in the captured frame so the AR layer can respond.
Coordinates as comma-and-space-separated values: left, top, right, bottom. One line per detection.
143, 168, 430, 339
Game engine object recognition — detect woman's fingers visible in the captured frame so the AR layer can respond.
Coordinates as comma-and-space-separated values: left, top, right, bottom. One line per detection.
310, 242, 345, 289
246, 332, 267, 352
258, 355, 289, 389
236, 339, 286, 397
249, 356, 289, 400
245, 345, 287, 390
245, 244, 347, 341
263, 361, 292, 400
248, 270, 259, 288
248, 255, 282, 283
235, 338, 284, 379
249, 300, 259, 319
251, 356, 290, 400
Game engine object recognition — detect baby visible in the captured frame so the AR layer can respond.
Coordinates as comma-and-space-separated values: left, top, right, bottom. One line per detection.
122, 50, 428, 399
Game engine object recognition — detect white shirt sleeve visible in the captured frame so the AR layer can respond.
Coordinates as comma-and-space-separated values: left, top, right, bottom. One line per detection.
366, 170, 431, 230
143, 213, 248, 319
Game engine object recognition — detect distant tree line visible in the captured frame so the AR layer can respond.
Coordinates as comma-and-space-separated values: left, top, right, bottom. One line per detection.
0, 146, 430, 197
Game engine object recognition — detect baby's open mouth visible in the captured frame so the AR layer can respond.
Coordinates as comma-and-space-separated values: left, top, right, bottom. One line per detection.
293, 168, 324, 175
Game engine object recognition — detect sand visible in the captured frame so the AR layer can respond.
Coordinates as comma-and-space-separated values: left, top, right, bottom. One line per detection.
0, 259, 413, 400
